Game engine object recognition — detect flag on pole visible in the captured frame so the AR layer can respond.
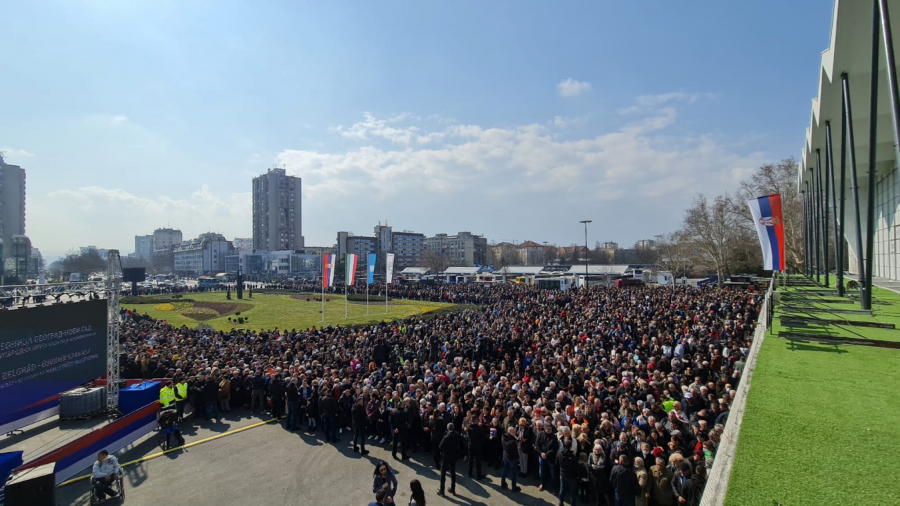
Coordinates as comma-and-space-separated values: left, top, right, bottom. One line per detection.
367, 253, 376, 284
386, 253, 395, 285
323, 254, 336, 288
747, 194, 786, 271
346, 253, 359, 285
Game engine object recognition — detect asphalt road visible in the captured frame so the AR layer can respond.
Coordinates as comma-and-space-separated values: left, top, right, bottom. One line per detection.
55, 414, 562, 506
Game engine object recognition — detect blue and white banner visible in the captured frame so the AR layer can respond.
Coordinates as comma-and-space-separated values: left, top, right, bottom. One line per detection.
367, 253, 376, 284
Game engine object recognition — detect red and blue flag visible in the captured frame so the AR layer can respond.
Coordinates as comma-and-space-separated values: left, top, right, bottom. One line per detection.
747, 193, 786, 271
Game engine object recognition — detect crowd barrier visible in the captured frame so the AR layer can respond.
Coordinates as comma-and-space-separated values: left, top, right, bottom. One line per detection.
14, 401, 159, 485
699, 275, 776, 506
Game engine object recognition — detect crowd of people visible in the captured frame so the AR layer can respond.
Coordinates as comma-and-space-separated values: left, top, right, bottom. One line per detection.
120, 281, 757, 506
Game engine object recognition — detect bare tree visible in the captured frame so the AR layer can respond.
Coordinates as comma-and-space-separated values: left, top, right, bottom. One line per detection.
422, 251, 447, 273
656, 233, 693, 278
680, 194, 742, 286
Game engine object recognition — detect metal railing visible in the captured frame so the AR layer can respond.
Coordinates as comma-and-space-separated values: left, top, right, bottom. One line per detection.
699, 274, 776, 506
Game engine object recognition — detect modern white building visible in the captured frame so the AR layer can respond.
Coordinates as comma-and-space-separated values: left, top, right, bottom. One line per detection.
800, 0, 900, 309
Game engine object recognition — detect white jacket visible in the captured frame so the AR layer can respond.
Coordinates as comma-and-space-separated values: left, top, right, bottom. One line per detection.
92, 456, 121, 479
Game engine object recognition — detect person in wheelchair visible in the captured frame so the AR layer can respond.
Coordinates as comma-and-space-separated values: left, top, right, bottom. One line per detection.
92, 450, 122, 500
159, 406, 185, 449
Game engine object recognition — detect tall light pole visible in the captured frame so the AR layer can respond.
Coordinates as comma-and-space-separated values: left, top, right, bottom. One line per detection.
580, 220, 592, 288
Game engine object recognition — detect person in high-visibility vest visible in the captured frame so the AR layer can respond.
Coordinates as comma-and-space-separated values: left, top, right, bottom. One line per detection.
174, 376, 188, 421
160, 380, 176, 409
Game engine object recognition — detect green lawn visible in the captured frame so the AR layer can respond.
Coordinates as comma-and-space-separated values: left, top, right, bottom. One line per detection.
726, 282, 900, 505
776, 284, 900, 343
123, 291, 461, 331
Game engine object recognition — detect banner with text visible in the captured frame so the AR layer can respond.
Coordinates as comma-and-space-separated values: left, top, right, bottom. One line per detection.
386, 253, 395, 284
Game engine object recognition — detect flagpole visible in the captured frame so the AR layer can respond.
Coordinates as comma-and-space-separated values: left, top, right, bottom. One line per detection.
385, 282, 389, 315
366, 283, 370, 316
321, 255, 325, 323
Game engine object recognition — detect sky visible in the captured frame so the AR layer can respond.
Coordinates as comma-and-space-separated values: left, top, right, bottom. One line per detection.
0, 0, 833, 260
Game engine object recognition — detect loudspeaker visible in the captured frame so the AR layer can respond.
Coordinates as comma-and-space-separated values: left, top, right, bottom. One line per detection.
122, 267, 146, 283
5, 463, 55, 506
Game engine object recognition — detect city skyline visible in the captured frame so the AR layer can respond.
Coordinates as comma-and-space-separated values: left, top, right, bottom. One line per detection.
0, 1, 831, 257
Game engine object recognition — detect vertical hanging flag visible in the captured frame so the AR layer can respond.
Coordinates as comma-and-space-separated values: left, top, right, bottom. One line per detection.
367, 253, 377, 284
346, 253, 359, 285
322, 254, 336, 288
386, 253, 395, 285
747, 194, 786, 271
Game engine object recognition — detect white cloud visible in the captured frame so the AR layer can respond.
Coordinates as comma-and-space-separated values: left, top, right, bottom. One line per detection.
34, 186, 251, 252
335, 112, 420, 144
0, 147, 35, 160
553, 116, 568, 128
620, 92, 714, 114
557, 78, 592, 98
272, 104, 765, 245
109, 115, 129, 127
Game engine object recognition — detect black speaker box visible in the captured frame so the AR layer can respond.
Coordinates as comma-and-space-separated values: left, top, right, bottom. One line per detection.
122, 267, 146, 283
5, 463, 55, 506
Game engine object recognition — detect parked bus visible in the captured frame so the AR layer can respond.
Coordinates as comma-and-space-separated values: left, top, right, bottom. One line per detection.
198, 276, 217, 287
613, 278, 644, 288
535, 277, 573, 291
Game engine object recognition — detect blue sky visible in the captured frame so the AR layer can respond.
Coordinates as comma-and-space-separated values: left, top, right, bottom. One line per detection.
0, 0, 832, 258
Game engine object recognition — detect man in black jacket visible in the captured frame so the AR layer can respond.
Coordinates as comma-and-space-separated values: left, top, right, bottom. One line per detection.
671, 461, 701, 506
610, 454, 639, 506
535, 423, 560, 492
352, 396, 370, 455
465, 414, 486, 479
319, 389, 340, 443
500, 426, 521, 493
285, 378, 300, 430
438, 423, 463, 496
269, 375, 285, 419
557, 445, 579, 506
390, 403, 409, 460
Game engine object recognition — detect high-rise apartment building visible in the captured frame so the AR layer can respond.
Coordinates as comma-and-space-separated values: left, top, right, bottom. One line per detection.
0, 154, 27, 274
391, 231, 425, 269
151, 228, 182, 273
425, 232, 488, 267
134, 235, 153, 260
253, 168, 304, 252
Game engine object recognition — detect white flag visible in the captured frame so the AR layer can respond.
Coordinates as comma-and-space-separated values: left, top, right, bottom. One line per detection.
385, 253, 395, 284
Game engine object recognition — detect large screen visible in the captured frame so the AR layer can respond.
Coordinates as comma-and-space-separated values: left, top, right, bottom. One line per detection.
0, 300, 107, 428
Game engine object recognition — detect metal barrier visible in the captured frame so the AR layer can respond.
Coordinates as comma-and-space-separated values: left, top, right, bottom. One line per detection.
699, 274, 776, 506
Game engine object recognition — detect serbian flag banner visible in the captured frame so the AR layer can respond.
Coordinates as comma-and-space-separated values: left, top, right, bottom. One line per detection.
367, 253, 376, 284
747, 194, 786, 271
346, 253, 359, 286
323, 254, 336, 288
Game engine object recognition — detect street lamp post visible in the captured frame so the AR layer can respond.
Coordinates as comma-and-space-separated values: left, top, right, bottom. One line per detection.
579, 220, 592, 289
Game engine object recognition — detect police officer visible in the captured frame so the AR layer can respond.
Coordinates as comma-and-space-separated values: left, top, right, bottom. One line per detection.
160, 380, 176, 409
174, 376, 188, 421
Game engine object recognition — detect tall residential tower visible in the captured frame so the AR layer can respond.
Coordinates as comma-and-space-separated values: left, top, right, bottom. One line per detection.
252, 168, 304, 252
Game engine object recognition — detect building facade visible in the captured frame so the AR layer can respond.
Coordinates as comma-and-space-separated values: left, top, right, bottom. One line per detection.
252, 168, 304, 252
134, 235, 153, 260
425, 232, 488, 267
151, 228, 182, 273
391, 231, 425, 269
0, 154, 26, 279
232, 237, 253, 251
173, 233, 233, 274
517, 241, 546, 265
